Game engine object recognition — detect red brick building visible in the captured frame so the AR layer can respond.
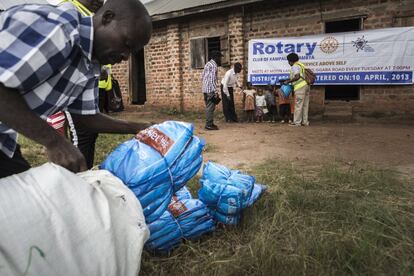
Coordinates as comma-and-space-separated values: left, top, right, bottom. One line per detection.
113, 0, 414, 117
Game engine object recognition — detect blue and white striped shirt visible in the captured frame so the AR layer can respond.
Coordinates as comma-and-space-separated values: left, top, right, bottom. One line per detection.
0, 3, 100, 158
202, 59, 218, 94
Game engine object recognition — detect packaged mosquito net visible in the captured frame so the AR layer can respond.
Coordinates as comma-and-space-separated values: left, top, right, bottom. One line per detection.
101, 121, 205, 223
198, 162, 266, 225
145, 187, 215, 252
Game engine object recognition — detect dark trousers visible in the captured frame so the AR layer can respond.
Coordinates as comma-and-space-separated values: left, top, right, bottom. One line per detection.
221, 85, 238, 122
0, 144, 31, 178
204, 93, 216, 127
69, 125, 98, 170
68, 88, 110, 169
267, 105, 277, 121
99, 88, 109, 114
279, 104, 291, 120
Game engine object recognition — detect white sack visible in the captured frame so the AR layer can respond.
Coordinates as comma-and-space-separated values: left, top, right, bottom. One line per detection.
0, 163, 149, 276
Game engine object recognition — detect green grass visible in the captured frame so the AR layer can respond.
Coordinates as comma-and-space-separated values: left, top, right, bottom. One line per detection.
140, 162, 414, 276
18, 134, 414, 275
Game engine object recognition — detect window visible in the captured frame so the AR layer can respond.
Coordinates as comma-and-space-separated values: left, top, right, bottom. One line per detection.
324, 18, 362, 101
190, 35, 229, 69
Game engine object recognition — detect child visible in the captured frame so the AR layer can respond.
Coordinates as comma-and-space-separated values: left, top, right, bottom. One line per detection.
276, 84, 292, 124
255, 89, 267, 123
265, 84, 277, 122
242, 82, 256, 123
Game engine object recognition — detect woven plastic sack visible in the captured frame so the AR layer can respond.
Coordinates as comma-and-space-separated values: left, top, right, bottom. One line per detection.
0, 164, 148, 276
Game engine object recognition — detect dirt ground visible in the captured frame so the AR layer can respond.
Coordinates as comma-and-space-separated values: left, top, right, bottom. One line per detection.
118, 111, 414, 177
196, 121, 414, 177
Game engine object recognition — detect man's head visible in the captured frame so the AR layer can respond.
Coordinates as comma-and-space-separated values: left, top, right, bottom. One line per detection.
92, 0, 152, 65
210, 51, 223, 64
234, 62, 242, 73
287, 53, 299, 66
80, 0, 104, 13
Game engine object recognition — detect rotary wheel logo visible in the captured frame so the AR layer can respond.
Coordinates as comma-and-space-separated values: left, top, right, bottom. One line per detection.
320, 36, 339, 53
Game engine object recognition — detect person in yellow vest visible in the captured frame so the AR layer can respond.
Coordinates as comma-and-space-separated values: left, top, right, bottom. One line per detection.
98, 64, 112, 113
283, 53, 310, 127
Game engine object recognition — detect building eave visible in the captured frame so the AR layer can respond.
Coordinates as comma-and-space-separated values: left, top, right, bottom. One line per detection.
151, 0, 265, 22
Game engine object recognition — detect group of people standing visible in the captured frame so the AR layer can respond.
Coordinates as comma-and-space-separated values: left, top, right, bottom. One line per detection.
202, 52, 311, 130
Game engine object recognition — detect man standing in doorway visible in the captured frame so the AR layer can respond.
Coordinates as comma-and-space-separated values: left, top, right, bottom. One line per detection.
283, 53, 310, 127
221, 62, 242, 123
202, 51, 222, 130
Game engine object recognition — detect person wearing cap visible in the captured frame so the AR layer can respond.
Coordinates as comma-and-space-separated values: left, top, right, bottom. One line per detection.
221, 62, 242, 123
201, 51, 222, 130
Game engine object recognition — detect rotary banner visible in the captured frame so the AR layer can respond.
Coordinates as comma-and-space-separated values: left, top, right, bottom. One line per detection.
248, 27, 414, 85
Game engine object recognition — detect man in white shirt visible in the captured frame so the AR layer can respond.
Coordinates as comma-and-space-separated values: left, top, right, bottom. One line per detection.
221, 62, 242, 123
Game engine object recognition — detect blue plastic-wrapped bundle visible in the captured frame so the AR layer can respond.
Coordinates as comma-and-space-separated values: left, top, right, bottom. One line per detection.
198, 179, 243, 215
101, 121, 204, 223
200, 162, 255, 208
145, 198, 215, 252
198, 162, 264, 225
247, 183, 267, 207
170, 136, 205, 192
174, 186, 192, 201
209, 210, 240, 225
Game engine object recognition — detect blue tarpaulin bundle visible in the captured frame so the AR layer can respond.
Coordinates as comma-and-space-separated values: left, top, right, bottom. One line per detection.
145, 187, 215, 252
198, 162, 266, 224
100, 121, 205, 223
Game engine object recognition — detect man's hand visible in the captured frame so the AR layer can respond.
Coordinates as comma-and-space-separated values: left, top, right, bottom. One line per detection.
0, 84, 88, 172
47, 138, 87, 173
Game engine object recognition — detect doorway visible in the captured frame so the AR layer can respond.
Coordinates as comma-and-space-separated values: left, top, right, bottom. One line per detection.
131, 49, 146, 105
324, 18, 362, 101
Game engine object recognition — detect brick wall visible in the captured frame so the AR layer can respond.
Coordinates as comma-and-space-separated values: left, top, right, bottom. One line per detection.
121, 0, 414, 115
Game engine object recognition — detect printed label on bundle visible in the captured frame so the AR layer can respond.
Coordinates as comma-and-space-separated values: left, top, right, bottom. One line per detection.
136, 127, 174, 156
168, 198, 188, 217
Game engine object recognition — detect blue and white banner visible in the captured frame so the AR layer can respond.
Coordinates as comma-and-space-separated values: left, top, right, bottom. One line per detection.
248, 27, 414, 85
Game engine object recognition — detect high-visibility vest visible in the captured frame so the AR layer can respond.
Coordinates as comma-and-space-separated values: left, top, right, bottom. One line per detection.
61, 0, 93, 16
63, 1, 112, 91
290, 61, 307, 91
99, 65, 113, 91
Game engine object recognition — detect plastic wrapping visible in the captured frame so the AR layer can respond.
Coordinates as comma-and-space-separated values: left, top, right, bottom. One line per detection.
101, 121, 204, 223
146, 197, 215, 252
199, 162, 265, 225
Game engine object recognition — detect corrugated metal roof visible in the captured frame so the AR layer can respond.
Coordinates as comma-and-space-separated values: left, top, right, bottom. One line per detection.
145, 0, 230, 16
0, 0, 49, 10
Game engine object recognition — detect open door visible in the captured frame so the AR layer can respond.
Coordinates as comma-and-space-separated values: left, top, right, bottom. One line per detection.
130, 49, 146, 104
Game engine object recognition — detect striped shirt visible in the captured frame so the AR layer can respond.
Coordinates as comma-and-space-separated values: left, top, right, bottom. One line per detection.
0, 3, 100, 157
202, 59, 218, 94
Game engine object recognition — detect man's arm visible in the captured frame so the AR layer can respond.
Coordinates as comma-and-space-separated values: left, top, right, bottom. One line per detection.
70, 113, 151, 134
284, 74, 300, 84
284, 65, 301, 84
0, 84, 87, 172
222, 70, 231, 98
